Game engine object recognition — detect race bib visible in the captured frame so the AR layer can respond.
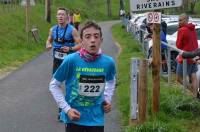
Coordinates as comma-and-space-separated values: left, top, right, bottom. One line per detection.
54, 50, 67, 60
78, 75, 105, 97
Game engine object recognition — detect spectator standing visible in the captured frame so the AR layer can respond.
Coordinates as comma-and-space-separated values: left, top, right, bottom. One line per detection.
119, 9, 126, 27
176, 13, 198, 97
119, 9, 125, 18
125, 12, 131, 20
145, 22, 168, 72
145, 22, 167, 50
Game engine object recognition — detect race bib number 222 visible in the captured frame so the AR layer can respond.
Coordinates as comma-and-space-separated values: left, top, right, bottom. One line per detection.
78, 75, 105, 97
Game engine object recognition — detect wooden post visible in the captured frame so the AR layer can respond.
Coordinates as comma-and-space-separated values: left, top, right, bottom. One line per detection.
25, 0, 30, 42
152, 23, 161, 113
45, 0, 51, 23
130, 59, 148, 125
138, 59, 148, 123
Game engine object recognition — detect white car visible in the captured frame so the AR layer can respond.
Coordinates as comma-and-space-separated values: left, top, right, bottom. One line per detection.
148, 23, 200, 50
166, 24, 200, 47
190, 18, 200, 25
127, 13, 147, 33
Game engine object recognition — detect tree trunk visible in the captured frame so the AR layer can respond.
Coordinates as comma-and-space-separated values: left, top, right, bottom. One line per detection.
120, 0, 124, 10
45, 0, 51, 23
190, 1, 196, 14
107, 0, 111, 17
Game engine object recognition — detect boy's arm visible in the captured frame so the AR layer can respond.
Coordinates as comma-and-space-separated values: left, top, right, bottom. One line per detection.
49, 78, 71, 114
46, 28, 53, 51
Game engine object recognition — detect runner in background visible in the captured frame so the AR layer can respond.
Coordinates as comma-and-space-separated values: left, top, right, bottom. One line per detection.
46, 7, 81, 121
73, 9, 81, 30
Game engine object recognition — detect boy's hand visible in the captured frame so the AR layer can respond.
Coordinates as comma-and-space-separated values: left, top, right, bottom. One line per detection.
67, 108, 81, 121
103, 101, 111, 113
46, 43, 52, 51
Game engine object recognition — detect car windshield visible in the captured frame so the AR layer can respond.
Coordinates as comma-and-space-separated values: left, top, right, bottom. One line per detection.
167, 25, 178, 35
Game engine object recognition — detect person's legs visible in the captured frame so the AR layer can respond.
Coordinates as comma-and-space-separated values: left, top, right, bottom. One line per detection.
161, 48, 168, 73
188, 64, 198, 97
85, 126, 104, 132
190, 73, 198, 96
53, 58, 62, 74
65, 123, 85, 132
176, 63, 183, 84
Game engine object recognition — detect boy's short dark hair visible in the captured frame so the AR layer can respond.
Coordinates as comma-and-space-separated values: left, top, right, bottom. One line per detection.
57, 7, 69, 15
80, 21, 102, 39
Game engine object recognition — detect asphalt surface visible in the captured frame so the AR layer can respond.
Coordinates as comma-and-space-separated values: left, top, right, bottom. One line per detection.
0, 21, 121, 132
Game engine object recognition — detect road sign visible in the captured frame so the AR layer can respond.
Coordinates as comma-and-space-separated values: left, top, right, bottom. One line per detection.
147, 12, 161, 24
147, 12, 153, 23
130, 0, 183, 12
153, 12, 161, 23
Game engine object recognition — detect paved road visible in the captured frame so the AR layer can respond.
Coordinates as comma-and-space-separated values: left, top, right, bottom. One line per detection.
0, 21, 121, 132
99, 21, 122, 132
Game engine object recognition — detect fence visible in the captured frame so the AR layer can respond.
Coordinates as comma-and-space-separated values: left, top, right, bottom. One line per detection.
123, 17, 189, 89
0, 0, 21, 14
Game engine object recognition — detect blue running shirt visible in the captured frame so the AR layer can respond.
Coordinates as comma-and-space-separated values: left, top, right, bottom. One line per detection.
53, 52, 116, 126
51, 24, 75, 49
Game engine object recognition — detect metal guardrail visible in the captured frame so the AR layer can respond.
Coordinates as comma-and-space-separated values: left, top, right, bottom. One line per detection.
124, 18, 188, 88
161, 41, 187, 89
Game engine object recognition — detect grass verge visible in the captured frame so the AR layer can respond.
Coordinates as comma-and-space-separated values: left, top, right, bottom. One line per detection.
0, 5, 49, 75
112, 23, 200, 132
0, 0, 124, 76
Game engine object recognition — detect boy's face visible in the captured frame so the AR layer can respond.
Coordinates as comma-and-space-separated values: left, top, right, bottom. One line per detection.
56, 10, 67, 25
81, 27, 103, 54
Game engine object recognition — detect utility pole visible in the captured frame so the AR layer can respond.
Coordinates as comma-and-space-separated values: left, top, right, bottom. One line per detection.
45, 0, 51, 23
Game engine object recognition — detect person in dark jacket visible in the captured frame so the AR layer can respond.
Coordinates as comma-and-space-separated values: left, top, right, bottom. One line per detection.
176, 13, 198, 97
145, 22, 167, 49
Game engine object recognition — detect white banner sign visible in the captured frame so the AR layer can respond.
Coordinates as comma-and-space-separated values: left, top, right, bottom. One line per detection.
147, 12, 161, 24
130, 0, 183, 12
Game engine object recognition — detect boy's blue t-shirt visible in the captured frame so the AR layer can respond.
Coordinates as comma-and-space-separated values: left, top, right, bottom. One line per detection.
53, 52, 116, 126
